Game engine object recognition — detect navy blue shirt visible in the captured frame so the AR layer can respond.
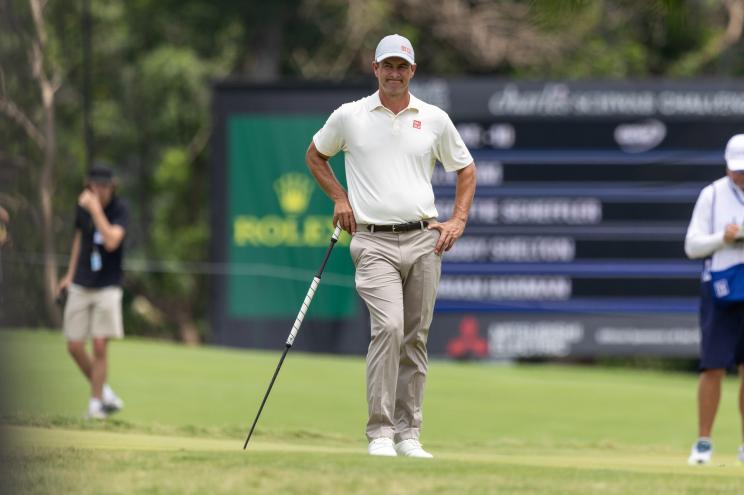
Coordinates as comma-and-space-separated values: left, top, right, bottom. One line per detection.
73, 197, 128, 288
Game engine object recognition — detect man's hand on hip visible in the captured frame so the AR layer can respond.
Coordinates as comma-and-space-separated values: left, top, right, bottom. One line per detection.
428, 218, 465, 255
333, 196, 357, 234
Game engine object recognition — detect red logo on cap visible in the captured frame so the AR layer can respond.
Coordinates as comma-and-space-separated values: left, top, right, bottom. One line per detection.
401, 45, 412, 55
413, 120, 421, 129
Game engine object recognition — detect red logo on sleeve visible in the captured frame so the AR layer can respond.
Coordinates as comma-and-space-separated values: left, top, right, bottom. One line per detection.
412, 120, 421, 129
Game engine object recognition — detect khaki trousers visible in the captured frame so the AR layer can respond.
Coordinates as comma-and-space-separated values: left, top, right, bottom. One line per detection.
349, 228, 441, 442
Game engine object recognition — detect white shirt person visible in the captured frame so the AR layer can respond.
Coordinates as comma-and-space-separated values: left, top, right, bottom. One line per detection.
306, 34, 476, 458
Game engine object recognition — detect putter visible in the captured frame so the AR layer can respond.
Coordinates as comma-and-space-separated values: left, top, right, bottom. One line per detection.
243, 224, 343, 449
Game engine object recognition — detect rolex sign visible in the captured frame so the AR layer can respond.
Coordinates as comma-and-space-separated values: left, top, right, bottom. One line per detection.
227, 115, 355, 318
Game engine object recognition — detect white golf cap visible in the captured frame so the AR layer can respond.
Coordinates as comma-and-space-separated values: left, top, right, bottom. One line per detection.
375, 34, 415, 65
726, 134, 744, 171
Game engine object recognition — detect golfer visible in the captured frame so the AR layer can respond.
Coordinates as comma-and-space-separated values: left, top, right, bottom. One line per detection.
306, 34, 476, 458
58, 165, 127, 419
685, 134, 744, 465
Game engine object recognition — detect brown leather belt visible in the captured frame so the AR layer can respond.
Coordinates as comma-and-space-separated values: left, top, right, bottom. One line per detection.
366, 220, 428, 233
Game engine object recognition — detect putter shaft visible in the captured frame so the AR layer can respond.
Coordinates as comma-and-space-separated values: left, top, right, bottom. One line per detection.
243, 344, 289, 449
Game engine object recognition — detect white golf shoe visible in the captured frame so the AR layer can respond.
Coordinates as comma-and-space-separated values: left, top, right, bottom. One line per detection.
102, 385, 124, 413
687, 438, 712, 465
368, 438, 397, 457
394, 439, 433, 459
86, 399, 108, 420
738, 444, 744, 464
103, 395, 124, 414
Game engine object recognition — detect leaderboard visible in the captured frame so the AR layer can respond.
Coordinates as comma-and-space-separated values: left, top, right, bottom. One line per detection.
213, 79, 744, 358
417, 80, 744, 359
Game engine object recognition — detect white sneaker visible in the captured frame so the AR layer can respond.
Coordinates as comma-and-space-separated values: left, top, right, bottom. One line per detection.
86, 399, 108, 420
368, 438, 397, 457
102, 385, 124, 413
738, 444, 744, 464
103, 395, 124, 413
394, 439, 433, 459
687, 438, 712, 465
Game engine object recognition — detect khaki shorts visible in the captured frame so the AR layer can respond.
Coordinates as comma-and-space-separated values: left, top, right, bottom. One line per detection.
63, 284, 124, 341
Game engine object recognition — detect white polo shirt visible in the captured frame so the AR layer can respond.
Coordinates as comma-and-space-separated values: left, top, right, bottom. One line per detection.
313, 91, 473, 225
685, 176, 744, 280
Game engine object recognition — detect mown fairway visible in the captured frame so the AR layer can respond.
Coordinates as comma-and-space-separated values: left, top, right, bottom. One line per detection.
1, 330, 742, 494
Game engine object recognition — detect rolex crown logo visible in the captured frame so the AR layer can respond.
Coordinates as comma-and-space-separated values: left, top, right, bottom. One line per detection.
274, 173, 315, 215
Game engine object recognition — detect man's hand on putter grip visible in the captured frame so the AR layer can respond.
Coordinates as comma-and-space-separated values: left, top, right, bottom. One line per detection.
333, 196, 356, 234
428, 218, 465, 255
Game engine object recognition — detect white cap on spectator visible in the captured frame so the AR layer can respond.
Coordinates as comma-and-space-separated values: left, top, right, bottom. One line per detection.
726, 134, 744, 171
375, 34, 415, 65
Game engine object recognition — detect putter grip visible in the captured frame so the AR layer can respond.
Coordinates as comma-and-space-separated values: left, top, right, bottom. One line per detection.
286, 277, 320, 347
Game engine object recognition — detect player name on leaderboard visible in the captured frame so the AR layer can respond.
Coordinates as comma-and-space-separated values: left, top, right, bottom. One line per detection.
420, 80, 744, 360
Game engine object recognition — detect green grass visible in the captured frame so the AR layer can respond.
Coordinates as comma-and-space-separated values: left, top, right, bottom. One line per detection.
1, 329, 742, 494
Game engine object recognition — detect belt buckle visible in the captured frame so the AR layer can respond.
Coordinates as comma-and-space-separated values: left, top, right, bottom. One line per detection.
391, 224, 399, 233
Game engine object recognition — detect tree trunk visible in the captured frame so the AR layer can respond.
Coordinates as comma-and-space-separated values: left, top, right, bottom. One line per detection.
248, 11, 283, 80
40, 80, 59, 325
29, 0, 60, 325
